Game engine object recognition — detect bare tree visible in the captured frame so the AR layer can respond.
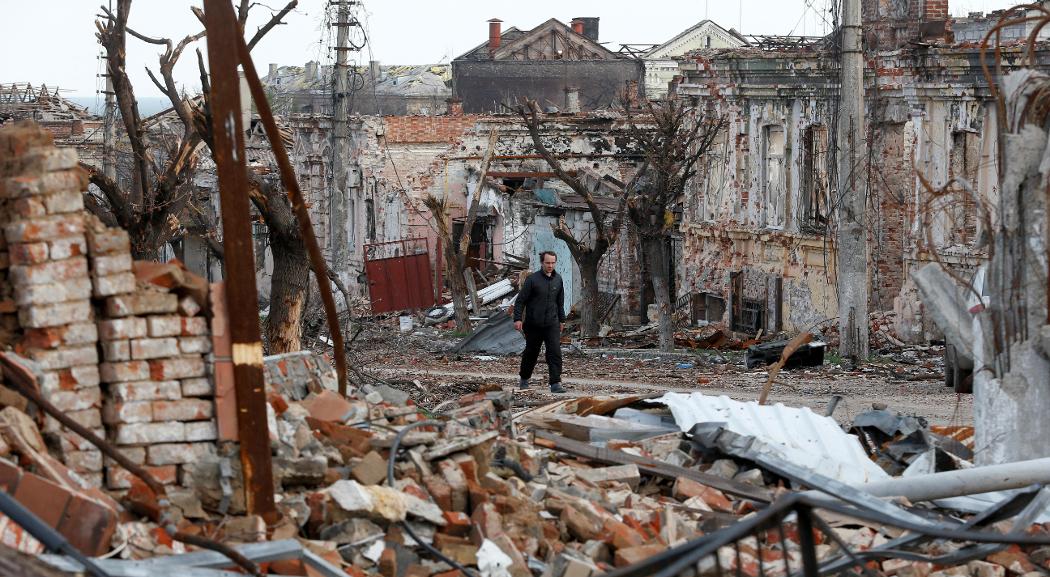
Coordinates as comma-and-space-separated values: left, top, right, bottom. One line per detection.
517, 98, 638, 337
624, 97, 726, 352
91, 0, 307, 353
423, 130, 498, 331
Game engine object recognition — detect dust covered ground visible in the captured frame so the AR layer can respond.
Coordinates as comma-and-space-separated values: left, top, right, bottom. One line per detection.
346, 322, 973, 427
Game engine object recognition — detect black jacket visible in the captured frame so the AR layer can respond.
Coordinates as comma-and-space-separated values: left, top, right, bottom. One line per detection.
513, 270, 565, 327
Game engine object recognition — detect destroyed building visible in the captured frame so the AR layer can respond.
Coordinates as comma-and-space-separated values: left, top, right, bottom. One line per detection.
673, 0, 1049, 341
452, 17, 645, 113
642, 20, 747, 101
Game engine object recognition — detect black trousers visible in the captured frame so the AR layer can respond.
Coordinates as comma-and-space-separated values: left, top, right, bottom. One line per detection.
519, 323, 562, 384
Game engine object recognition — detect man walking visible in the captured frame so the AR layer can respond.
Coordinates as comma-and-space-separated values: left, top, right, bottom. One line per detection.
514, 251, 567, 393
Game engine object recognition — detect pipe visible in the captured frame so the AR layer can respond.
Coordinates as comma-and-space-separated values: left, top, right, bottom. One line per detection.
852, 457, 1050, 502
824, 394, 843, 417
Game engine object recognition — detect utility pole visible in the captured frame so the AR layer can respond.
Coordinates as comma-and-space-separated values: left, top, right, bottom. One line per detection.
330, 0, 354, 271
101, 0, 116, 182
835, 0, 869, 361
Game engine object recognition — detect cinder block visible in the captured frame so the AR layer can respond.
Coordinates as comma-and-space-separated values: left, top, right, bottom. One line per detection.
98, 317, 147, 341
105, 292, 178, 317
130, 337, 179, 360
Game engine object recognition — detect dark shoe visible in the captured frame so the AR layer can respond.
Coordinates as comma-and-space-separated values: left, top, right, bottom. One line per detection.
519, 378, 530, 390
549, 382, 566, 394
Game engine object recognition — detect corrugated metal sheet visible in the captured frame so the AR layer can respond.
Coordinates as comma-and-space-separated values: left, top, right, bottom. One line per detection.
650, 392, 889, 485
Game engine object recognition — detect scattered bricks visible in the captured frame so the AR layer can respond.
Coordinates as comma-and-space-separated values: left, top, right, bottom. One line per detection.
181, 316, 209, 336
576, 464, 641, 491
178, 295, 201, 317
987, 547, 1037, 575
441, 511, 471, 537
106, 464, 178, 489
130, 337, 179, 360
114, 422, 186, 445
438, 459, 468, 513
149, 356, 206, 380
672, 477, 734, 512
28, 345, 98, 370
351, 451, 389, 485
13, 276, 92, 306
471, 502, 504, 540
102, 400, 153, 425
92, 272, 136, 298
0, 169, 88, 200
105, 291, 178, 317
424, 475, 453, 512
562, 506, 603, 542
613, 544, 667, 568
22, 322, 97, 349
39, 365, 100, 393
48, 387, 101, 412
147, 315, 182, 337
152, 399, 214, 422
100, 361, 151, 383
602, 518, 646, 550
146, 442, 216, 466
109, 380, 181, 402
92, 253, 132, 277
13, 472, 72, 527
18, 299, 92, 328
178, 336, 211, 355
86, 226, 130, 255
185, 420, 218, 442
437, 539, 478, 566
64, 450, 103, 473
181, 378, 213, 397
98, 317, 147, 340
968, 561, 1007, 577
56, 494, 120, 557
101, 340, 131, 362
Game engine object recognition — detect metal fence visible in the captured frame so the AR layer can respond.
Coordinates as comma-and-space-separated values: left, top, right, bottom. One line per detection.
603, 489, 1050, 577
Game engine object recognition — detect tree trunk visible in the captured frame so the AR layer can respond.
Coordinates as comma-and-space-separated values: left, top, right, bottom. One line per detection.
578, 255, 601, 337
266, 232, 309, 353
643, 236, 674, 352
446, 248, 471, 331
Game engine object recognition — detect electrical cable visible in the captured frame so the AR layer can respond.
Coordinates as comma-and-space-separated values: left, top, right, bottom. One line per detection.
386, 420, 480, 577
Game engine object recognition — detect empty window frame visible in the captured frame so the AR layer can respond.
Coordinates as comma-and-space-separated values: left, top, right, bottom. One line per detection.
700, 130, 730, 222
801, 125, 830, 232
949, 130, 979, 245
762, 125, 786, 229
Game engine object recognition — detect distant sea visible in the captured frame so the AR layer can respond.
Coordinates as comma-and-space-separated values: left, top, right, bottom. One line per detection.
67, 95, 172, 118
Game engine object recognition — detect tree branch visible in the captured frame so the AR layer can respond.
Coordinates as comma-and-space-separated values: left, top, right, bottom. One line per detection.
457, 129, 498, 268
247, 0, 298, 51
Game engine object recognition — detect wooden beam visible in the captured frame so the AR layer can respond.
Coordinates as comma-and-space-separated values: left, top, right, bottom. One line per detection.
532, 429, 772, 502
488, 171, 576, 178
202, 0, 276, 522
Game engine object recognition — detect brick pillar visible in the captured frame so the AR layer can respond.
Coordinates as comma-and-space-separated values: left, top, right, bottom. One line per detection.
0, 121, 104, 486
924, 0, 949, 20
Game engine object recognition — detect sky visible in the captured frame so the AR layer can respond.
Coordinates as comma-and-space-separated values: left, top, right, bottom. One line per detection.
2, 0, 1022, 101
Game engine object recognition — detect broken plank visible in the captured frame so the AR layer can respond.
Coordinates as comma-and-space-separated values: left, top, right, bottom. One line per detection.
533, 430, 771, 502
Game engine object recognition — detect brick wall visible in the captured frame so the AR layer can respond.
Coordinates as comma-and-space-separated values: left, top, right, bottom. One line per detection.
383, 115, 477, 144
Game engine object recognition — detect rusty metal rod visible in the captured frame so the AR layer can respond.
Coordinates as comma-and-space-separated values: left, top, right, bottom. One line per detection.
0, 353, 262, 577
235, 30, 349, 396
203, 0, 277, 522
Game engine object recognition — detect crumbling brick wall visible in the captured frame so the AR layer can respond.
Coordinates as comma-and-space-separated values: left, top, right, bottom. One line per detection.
0, 121, 219, 492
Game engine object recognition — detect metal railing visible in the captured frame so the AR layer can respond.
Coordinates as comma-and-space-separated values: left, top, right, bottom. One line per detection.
604, 489, 1050, 577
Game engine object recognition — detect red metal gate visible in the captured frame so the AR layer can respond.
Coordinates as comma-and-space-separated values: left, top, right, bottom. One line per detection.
363, 238, 435, 314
